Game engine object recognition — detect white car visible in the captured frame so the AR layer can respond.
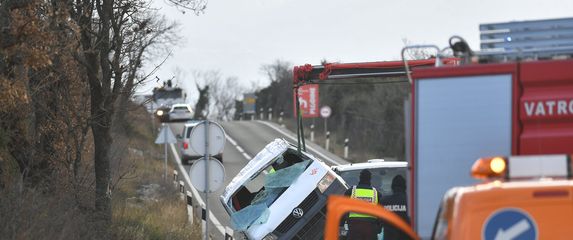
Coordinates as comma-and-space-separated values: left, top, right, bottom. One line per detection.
331, 159, 409, 239
177, 121, 223, 164
331, 159, 408, 196
220, 139, 348, 240
168, 103, 193, 121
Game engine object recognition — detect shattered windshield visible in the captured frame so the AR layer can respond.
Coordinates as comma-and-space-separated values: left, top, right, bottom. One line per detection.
229, 150, 311, 231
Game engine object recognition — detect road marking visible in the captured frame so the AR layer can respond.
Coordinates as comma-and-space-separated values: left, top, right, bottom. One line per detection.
495, 219, 530, 240
225, 135, 252, 160
168, 144, 226, 236
226, 135, 238, 146
256, 120, 346, 165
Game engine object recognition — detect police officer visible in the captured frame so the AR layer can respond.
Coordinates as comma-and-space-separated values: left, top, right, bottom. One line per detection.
343, 169, 383, 240
380, 175, 410, 239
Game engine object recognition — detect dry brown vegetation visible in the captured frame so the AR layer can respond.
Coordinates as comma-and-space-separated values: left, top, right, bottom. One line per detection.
0, 0, 203, 238
111, 108, 201, 240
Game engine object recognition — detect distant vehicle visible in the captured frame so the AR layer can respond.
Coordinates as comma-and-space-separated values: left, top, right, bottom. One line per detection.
177, 121, 222, 164
220, 139, 348, 240
154, 105, 171, 122
324, 154, 573, 240
169, 103, 193, 122
151, 81, 186, 122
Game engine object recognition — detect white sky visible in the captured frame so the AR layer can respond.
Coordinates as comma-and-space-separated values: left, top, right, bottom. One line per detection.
141, 0, 573, 101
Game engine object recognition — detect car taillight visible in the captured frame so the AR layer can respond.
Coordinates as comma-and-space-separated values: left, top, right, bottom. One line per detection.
183, 142, 188, 149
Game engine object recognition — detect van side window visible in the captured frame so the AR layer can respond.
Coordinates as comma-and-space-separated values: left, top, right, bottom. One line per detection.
186, 127, 193, 138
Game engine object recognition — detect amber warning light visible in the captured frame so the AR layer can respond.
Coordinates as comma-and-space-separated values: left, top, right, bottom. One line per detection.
472, 155, 573, 180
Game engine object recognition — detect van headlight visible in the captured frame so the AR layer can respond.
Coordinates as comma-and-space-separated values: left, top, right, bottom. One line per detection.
262, 233, 278, 240
318, 172, 336, 193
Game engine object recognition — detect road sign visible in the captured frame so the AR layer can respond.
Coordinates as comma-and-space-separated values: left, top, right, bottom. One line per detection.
243, 93, 256, 114
154, 125, 177, 144
189, 121, 226, 155
483, 208, 537, 240
293, 84, 319, 118
189, 158, 225, 193
320, 106, 332, 118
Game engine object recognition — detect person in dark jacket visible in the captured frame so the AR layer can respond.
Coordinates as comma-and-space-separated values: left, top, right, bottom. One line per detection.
343, 169, 384, 240
380, 175, 410, 239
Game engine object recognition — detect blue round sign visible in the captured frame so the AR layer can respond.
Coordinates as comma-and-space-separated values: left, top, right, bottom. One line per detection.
483, 208, 537, 240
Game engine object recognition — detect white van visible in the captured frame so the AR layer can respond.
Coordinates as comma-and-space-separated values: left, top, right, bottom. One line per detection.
177, 121, 223, 164
220, 139, 348, 240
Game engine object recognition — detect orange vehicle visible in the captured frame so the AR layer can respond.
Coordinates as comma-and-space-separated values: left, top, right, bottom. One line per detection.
325, 154, 573, 240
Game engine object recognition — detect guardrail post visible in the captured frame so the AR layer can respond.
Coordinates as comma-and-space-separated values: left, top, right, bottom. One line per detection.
186, 191, 194, 224
344, 138, 349, 159
310, 124, 315, 142
259, 108, 264, 120
325, 131, 330, 151
173, 170, 178, 188
268, 107, 273, 121
225, 226, 234, 240
201, 203, 207, 239
179, 181, 185, 200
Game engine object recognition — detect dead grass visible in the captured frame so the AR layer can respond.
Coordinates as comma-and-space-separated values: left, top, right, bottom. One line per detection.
111, 106, 201, 240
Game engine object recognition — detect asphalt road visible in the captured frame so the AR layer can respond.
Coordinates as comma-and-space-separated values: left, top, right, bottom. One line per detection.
167, 120, 347, 239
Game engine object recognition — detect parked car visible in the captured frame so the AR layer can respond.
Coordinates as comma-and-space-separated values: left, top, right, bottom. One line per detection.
177, 121, 222, 164
220, 139, 348, 240
168, 103, 193, 122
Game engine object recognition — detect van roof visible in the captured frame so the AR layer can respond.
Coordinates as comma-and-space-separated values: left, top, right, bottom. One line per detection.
332, 160, 408, 172
220, 139, 293, 204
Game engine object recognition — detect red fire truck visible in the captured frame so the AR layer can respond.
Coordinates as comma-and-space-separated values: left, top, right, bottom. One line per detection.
293, 17, 573, 238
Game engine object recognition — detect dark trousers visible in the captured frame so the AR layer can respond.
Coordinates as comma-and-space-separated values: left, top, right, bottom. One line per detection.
347, 219, 379, 240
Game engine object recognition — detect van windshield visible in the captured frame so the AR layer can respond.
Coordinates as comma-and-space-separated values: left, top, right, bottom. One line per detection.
229, 150, 311, 231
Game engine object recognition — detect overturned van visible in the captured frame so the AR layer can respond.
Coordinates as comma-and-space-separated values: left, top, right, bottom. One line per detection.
220, 139, 348, 240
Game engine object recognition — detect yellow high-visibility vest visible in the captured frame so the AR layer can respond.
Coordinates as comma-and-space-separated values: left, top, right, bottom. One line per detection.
349, 186, 378, 219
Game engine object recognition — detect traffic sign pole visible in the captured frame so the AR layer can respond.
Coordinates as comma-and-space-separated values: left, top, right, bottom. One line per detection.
163, 123, 167, 180
203, 120, 210, 240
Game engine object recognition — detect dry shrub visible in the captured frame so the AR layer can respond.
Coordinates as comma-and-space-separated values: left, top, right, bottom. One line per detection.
0, 182, 99, 239
111, 106, 201, 240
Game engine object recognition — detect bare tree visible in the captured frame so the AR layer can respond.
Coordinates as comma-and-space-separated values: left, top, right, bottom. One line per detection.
402, 38, 435, 60
69, 0, 182, 231
210, 76, 242, 121
164, 0, 208, 14
256, 60, 293, 117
